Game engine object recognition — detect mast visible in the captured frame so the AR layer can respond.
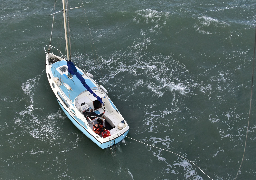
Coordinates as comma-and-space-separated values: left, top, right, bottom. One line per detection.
62, 0, 70, 61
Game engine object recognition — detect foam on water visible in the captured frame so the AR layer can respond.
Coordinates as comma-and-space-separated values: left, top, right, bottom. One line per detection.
71, 21, 250, 149
194, 15, 230, 34
16, 74, 67, 143
134, 9, 169, 27
1, 0, 256, 179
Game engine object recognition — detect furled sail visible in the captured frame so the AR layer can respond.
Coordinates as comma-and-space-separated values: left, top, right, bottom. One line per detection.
67, 61, 103, 104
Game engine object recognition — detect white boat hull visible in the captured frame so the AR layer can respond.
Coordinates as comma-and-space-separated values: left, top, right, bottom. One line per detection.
45, 52, 129, 149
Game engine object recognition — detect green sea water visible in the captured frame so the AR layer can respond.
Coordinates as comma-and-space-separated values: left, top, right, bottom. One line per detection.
1, 0, 256, 179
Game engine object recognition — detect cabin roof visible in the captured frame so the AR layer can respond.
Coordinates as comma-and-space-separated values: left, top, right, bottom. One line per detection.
51, 60, 99, 102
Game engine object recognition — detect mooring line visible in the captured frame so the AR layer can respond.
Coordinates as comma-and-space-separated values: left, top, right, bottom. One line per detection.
234, 27, 256, 180
127, 136, 213, 179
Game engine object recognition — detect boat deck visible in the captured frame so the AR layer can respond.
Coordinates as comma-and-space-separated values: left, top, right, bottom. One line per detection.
51, 60, 98, 102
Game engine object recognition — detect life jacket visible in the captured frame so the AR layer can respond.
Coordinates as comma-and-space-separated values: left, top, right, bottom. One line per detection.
102, 129, 111, 138
93, 124, 103, 135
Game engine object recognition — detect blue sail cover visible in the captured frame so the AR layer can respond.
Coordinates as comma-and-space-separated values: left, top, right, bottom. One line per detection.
67, 61, 103, 104
67, 61, 77, 75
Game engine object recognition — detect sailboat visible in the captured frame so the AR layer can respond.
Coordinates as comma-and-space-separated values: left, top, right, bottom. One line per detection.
45, 0, 129, 149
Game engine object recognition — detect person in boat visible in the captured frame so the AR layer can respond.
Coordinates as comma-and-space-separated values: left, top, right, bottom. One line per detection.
97, 118, 104, 125
93, 120, 104, 135
93, 118, 110, 138
83, 108, 104, 120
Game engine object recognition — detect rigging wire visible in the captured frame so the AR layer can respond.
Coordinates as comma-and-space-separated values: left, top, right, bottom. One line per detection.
48, 0, 57, 52
234, 27, 256, 179
47, 0, 64, 57
47, 1, 83, 57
